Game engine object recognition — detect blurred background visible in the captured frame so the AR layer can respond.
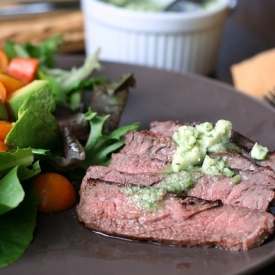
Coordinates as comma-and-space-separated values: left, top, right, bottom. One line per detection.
0, 0, 275, 84
0, 0, 83, 52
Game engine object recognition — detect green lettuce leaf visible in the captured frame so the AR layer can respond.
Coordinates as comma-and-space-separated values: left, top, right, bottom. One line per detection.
0, 163, 41, 216
0, 183, 39, 268
40, 50, 101, 93
0, 148, 34, 175
38, 50, 102, 108
17, 161, 41, 181
4, 35, 63, 67
0, 167, 24, 216
80, 109, 139, 169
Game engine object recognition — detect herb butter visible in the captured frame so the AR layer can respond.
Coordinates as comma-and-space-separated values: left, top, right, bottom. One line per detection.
201, 155, 234, 177
172, 120, 232, 174
160, 171, 197, 193
250, 142, 268, 160
124, 185, 167, 211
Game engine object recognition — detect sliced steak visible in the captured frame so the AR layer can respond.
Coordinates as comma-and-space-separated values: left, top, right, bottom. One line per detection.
114, 128, 275, 180
109, 130, 173, 177
186, 174, 275, 211
149, 120, 181, 136
82, 165, 164, 188
78, 121, 275, 251
149, 120, 199, 136
213, 151, 275, 178
239, 170, 275, 188
107, 124, 275, 211
109, 153, 170, 173
82, 166, 275, 211
149, 121, 275, 176
258, 151, 275, 173
119, 130, 176, 162
77, 179, 275, 251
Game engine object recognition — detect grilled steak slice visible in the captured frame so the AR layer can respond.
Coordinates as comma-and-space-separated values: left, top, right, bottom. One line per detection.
82, 165, 164, 189
109, 130, 175, 173
112, 129, 275, 178
258, 151, 275, 173
212, 151, 275, 178
150, 120, 181, 136
84, 166, 275, 211
149, 121, 256, 152
186, 174, 275, 211
77, 179, 275, 251
109, 153, 170, 173
149, 121, 275, 175
119, 130, 176, 162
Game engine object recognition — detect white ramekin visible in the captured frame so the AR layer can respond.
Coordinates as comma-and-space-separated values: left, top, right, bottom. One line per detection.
81, 0, 230, 75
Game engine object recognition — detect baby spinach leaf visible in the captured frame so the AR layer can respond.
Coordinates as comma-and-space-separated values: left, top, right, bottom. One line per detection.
0, 164, 41, 216
0, 184, 39, 268
0, 167, 24, 216
0, 148, 33, 175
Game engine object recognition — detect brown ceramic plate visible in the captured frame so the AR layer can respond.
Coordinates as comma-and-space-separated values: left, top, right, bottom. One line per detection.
2, 55, 275, 275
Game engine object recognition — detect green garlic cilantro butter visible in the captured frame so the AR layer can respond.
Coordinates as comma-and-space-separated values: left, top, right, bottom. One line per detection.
201, 155, 234, 177
159, 171, 197, 193
124, 185, 167, 211
250, 142, 268, 160
172, 120, 232, 174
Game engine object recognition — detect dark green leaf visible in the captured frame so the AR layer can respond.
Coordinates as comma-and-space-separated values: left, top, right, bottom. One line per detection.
0, 184, 39, 268
90, 73, 136, 133
0, 167, 24, 216
79, 109, 139, 169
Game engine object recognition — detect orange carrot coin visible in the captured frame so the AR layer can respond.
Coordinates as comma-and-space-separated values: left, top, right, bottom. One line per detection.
0, 49, 9, 72
0, 73, 25, 94
0, 81, 6, 103
0, 140, 8, 151
0, 120, 13, 141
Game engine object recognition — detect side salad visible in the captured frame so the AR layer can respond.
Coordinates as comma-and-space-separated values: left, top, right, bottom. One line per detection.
0, 35, 139, 268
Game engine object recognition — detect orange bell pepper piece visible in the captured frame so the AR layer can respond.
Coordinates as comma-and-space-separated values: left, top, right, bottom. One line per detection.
7, 57, 39, 83
0, 120, 13, 142
0, 140, 9, 152
0, 49, 9, 72
0, 81, 6, 103
0, 73, 25, 94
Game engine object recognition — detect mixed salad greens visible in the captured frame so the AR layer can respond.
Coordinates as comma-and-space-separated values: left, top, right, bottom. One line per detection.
0, 35, 139, 268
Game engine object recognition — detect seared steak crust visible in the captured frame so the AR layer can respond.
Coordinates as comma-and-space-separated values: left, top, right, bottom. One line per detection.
77, 179, 275, 251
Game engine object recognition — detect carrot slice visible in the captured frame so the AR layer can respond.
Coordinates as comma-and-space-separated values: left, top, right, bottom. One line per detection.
0, 81, 6, 103
0, 49, 9, 72
0, 120, 13, 141
0, 73, 25, 94
0, 140, 8, 152
7, 57, 39, 83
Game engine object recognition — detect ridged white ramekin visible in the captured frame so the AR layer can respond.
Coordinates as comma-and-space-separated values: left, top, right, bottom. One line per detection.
81, 0, 230, 75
